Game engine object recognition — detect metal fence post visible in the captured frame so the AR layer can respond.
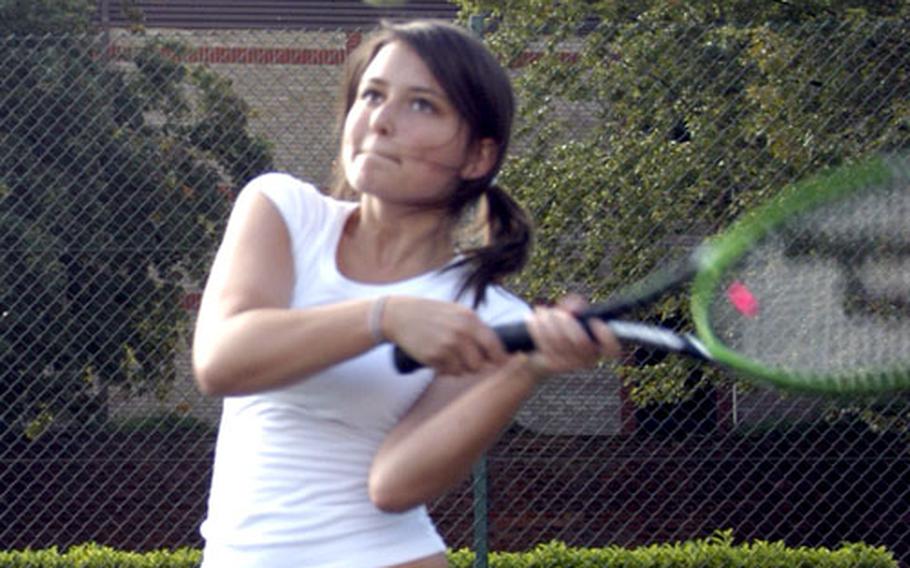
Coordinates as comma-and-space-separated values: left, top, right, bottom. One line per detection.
471, 456, 489, 568
467, 15, 490, 568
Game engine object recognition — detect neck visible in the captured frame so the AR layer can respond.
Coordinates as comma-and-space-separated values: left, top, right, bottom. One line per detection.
340, 197, 457, 282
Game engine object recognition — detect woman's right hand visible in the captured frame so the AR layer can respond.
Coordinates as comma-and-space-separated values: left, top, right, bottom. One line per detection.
381, 297, 509, 376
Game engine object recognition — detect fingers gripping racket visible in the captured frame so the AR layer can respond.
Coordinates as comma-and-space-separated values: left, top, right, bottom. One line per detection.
394, 154, 910, 394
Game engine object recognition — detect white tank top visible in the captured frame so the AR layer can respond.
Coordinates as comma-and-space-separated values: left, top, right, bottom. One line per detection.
200, 173, 530, 568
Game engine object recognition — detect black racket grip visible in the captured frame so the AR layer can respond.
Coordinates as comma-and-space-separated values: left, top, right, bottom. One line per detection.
393, 321, 537, 374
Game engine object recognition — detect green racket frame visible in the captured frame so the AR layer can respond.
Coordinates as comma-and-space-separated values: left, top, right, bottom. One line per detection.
690, 154, 909, 394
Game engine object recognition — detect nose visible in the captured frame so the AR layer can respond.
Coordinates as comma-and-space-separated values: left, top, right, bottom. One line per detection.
368, 99, 395, 136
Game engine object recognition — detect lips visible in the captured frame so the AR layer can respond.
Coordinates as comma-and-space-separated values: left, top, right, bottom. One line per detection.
359, 147, 400, 164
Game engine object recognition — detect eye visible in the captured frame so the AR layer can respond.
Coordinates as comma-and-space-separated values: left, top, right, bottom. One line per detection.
360, 88, 384, 105
410, 97, 437, 114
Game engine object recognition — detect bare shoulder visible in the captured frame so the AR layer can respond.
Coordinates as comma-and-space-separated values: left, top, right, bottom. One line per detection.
197, 185, 294, 321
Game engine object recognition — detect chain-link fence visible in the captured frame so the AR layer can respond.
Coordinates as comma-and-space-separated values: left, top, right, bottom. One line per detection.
1, 18, 909, 566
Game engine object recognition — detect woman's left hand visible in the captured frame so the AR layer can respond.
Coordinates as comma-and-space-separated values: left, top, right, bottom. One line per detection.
521, 294, 622, 380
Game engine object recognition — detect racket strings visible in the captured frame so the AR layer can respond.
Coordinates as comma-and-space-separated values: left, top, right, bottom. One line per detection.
708, 169, 910, 377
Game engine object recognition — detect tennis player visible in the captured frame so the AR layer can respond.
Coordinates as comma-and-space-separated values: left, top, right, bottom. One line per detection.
193, 20, 620, 568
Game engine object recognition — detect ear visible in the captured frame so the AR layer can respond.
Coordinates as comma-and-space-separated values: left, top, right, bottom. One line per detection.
459, 138, 498, 181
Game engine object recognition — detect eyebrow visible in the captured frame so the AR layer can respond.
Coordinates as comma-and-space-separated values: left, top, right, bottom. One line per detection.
362, 77, 445, 99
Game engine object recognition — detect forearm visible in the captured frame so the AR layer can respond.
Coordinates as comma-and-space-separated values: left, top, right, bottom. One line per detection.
368, 356, 544, 512
193, 299, 379, 396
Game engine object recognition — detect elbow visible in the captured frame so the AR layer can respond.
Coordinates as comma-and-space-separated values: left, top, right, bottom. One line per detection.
192, 327, 230, 396
368, 469, 420, 513
193, 364, 221, 397
192, 351, 231, 397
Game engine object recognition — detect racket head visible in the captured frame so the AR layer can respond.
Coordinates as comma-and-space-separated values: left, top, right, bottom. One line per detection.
690, 154, 910, 394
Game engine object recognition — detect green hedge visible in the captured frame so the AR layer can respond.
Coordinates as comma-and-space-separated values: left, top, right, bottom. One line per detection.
0, 544, 201, 567
449, 534, 898, 567
0, 533, 897, 567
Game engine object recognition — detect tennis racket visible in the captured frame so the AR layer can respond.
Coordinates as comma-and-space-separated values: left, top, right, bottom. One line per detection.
394, 153, 910, 394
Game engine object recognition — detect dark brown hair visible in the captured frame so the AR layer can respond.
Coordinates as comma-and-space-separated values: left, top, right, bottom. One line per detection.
330, 20, 532, 306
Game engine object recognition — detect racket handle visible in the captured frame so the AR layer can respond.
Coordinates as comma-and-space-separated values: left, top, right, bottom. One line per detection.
393, 348, 425, 374
393, 321, 536, 374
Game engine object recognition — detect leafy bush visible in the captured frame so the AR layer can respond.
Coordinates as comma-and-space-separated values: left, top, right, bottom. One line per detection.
449, 531, 896, 567
0, 544, 201, 567
0, 532, 897, 567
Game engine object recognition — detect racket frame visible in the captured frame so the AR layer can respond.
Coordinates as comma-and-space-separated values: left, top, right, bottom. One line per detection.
690, 154, 906, 393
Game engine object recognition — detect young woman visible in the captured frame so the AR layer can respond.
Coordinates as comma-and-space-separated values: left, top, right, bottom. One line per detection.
193, 20, 620, 568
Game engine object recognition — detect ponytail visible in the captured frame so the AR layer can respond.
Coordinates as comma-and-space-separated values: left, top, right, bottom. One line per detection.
453, 184, 533, 308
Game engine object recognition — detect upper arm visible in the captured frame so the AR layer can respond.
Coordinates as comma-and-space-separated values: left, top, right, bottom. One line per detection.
195, 189, 294, 335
